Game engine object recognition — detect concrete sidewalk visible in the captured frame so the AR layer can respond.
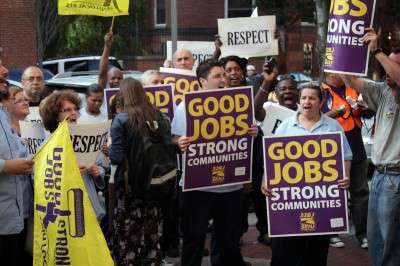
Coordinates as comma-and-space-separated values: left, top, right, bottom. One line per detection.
165, 213, 372, 266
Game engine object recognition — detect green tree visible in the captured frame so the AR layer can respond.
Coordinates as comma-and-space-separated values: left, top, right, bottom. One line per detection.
41, 0, 147, 59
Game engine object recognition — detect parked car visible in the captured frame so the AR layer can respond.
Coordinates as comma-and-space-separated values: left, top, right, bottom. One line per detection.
45, 70, 142, 93
6, 79, 22, 89
8, 68, 54, 82
44, 70, 142, 115
42, 56, 123, 75
278, 72, 313, 84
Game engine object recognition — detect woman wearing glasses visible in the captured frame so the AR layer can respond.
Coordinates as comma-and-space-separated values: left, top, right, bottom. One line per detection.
39, 90, 107, 222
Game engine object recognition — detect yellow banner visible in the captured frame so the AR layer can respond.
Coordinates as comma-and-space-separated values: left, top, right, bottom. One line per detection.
58, 0, 129, 16
33, 121, 113, 266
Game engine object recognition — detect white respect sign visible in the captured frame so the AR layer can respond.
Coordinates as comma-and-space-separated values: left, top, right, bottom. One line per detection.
69, 120, 111, 167
218, 16, 278, 58
20, 121, 48, 157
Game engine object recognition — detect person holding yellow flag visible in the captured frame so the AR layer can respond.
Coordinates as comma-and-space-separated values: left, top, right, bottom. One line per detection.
39, 90, 107, 221
34, 90, 113, 266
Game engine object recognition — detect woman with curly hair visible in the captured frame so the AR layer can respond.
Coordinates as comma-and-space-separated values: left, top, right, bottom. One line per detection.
39, 90, 107, 222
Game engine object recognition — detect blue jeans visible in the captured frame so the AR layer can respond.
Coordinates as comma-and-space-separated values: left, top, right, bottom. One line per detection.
367, 171, 400, 266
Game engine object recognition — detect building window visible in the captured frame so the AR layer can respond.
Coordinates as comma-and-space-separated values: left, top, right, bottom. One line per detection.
154, 0, 166, 27
225, 0, 256, 18
303, 42, 313, 74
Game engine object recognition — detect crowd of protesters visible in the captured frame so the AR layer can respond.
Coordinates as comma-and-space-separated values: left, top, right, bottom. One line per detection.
0, 26, 400, 266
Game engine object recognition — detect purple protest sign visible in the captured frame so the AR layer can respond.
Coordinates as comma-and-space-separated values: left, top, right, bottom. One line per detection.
263, 132, 349, 237
183, 86, 254, 191
104, 88, 120, 119
324, 0, 376, 76
160, 67, 201, 106
144, 84, 175, 121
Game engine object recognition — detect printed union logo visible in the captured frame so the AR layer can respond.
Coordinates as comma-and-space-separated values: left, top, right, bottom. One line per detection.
325, 47, 334, 66
212, 165, 225, 184
68, 0, 122, 11
300, 212, 316, 232
36, 188, 86, 237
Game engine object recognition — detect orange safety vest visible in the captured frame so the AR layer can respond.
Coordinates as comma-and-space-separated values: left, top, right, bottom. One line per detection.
321, 83, 362, 132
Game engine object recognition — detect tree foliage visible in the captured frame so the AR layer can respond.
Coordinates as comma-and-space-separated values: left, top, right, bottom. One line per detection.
39, 0, 147, 60
36, 0, 72, 63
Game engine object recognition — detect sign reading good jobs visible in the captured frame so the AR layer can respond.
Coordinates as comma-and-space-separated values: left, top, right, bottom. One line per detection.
183, 86, 254, 191
324, 0, 376, 75
160, 67, 201, 106
104, 84, 175, 121
218, 16, 278, 58
263, 133, 349, 237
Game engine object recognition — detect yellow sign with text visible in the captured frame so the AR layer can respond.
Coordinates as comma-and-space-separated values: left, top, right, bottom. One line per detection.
58, 0, 129, 16
33, 121, 113, 266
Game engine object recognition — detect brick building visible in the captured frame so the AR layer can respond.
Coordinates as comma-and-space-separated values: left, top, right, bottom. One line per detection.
0, 0, 37, 69
129, 0, 318, 76
0, 0, 318, 75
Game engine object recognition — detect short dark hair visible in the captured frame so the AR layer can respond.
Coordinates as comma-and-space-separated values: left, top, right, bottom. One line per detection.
219, 55, 248, 76
85, 83, 103, 97
196, 59, 223, 86
391, 47, 400, 54
298, 81, 323, 101
276, 74, 297, 89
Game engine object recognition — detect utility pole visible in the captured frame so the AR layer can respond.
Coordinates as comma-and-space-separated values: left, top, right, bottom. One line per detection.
171, 0, 178, 55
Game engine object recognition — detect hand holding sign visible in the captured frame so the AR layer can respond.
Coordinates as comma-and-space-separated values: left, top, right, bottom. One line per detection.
361, 27, 378, 51
88, 164, 101, 178
338, 178, 350, 189
178, 136, 191, 152
104, 31, 114, 48
247, 124, 258, 137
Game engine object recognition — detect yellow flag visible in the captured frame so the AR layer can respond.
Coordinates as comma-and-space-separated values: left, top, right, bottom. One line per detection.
58, 0, 129, 16
33, 121, 113, 266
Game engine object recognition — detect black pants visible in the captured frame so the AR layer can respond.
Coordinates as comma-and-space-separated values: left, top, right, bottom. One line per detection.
271, 235, 330, 266
181, 189, 245, 266
161, 187, 180, 252
0, 234, 20, 266
349, 159, 369, 241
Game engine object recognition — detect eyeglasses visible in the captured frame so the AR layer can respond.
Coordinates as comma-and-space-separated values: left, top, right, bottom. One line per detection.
12, 98, 29, 104
61, 107, 79, 113
24, 76, 43, 82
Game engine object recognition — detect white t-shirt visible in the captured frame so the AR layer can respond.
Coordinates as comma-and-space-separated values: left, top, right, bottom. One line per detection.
78, 107, 108, 124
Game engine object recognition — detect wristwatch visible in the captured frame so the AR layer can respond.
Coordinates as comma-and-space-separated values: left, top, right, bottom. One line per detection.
371, 48, 383, 57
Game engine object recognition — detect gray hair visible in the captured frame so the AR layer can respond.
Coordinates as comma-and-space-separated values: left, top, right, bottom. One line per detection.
141, 69, 161, 86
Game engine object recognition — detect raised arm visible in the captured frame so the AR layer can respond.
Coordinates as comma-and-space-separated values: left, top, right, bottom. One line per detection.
362, 28, 400, 87
340, 74, 367, 94
98, 31, 113, 89
212, 34, 222, 60
254, 66, 278, 121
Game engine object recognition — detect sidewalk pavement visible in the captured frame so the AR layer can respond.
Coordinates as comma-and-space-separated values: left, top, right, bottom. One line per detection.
166, 213, 372, 266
